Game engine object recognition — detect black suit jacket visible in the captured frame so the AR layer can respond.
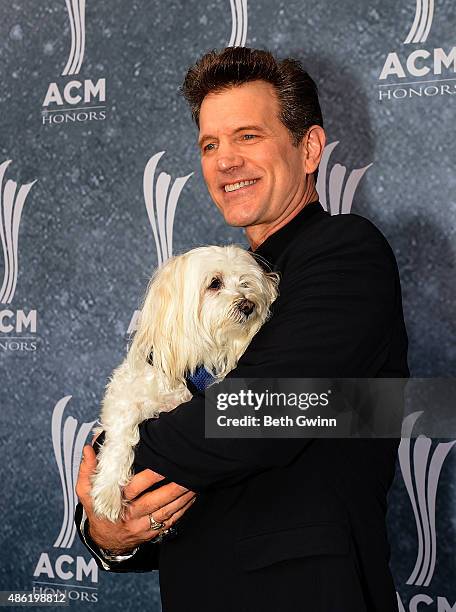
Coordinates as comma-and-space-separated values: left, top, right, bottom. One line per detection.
76, 201, 408, 612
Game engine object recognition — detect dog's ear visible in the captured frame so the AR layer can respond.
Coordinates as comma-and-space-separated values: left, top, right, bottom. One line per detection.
265, 271, 280, 305
128, 255, 198, 386
247, 251, 280, 307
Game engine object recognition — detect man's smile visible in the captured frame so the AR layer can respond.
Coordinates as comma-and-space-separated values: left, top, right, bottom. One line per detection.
222, 178, 259, 193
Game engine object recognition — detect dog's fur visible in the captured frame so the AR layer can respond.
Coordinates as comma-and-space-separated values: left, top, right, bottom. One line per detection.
90, 245, 279, 521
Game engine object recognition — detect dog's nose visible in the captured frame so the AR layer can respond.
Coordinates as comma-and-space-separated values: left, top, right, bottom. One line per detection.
238, 299, 255, 316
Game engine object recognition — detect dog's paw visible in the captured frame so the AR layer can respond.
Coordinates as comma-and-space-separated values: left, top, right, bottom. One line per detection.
91, 481, 126, 523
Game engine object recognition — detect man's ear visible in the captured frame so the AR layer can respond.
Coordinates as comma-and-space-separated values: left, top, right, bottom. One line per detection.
302, 125, 326, 175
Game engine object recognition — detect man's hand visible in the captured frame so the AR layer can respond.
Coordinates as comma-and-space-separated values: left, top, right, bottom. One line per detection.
76, 443, 196, 554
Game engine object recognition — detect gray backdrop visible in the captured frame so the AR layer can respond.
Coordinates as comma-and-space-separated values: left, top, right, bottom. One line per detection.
0, 0, 455, 610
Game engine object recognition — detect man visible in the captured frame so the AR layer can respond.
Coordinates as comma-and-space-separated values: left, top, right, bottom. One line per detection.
76, 47, 408, 611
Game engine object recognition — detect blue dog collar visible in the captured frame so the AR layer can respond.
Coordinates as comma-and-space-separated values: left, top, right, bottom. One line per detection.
186, 366, 216, 392
147, 352, 214, 393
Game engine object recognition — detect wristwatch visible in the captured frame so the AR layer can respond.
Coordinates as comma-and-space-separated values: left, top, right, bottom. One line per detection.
98, 545, 140, 563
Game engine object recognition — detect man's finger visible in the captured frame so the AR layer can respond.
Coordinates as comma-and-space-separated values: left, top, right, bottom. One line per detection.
140, 496, 196, 541
131, 490, 195, 523
123, 468, 168, 501
78, 444, 97, 473
76, 445, 97, 506
127, 481, 192, 519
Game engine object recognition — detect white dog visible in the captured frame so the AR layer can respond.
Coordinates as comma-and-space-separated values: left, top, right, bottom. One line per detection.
90, 245, 279, 522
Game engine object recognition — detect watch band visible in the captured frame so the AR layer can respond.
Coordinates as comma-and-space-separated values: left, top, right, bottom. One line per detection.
99, 545, 140, 562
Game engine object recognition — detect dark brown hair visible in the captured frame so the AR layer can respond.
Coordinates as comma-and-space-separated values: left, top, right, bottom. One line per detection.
180, 46, 324, 179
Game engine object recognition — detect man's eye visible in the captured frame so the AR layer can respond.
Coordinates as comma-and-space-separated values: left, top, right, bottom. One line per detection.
208, 277, 222, 290
203, 143, 216, 152
242, 134, 257, 141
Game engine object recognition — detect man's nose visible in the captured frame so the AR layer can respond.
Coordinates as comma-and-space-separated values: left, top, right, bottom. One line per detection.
216, 148, 244, 172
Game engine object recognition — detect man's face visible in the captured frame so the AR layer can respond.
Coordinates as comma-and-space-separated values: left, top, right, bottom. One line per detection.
198, 80, 309, 229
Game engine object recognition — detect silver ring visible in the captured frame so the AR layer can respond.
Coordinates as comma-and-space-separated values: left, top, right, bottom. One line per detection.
149, 513, 165, 531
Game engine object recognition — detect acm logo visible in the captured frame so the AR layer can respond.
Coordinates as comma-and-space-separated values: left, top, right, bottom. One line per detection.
378, 0, 456, 100
228, 0, 248, 46
396, 412, 456, 612
43, 0, 244, 125
127, 152, 193, 335
315, 141, 372, 215
0, 161, 38, 352
42, 0, 106, 126
397, 595, 456, 612
32, 398, 99, 602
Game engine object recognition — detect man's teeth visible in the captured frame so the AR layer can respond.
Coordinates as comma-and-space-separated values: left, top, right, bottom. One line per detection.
224, 179, 257, 192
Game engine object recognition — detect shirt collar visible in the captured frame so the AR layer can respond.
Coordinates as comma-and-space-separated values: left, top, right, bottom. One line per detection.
250, 200, 324, 264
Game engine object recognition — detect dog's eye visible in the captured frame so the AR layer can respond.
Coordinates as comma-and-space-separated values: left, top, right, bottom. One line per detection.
240, 281, 250, 289
208, 277, 222, 290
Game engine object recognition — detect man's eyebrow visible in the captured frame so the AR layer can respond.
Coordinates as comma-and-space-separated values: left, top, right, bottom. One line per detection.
198, 125, 266, 148
232, 124, 266, 134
